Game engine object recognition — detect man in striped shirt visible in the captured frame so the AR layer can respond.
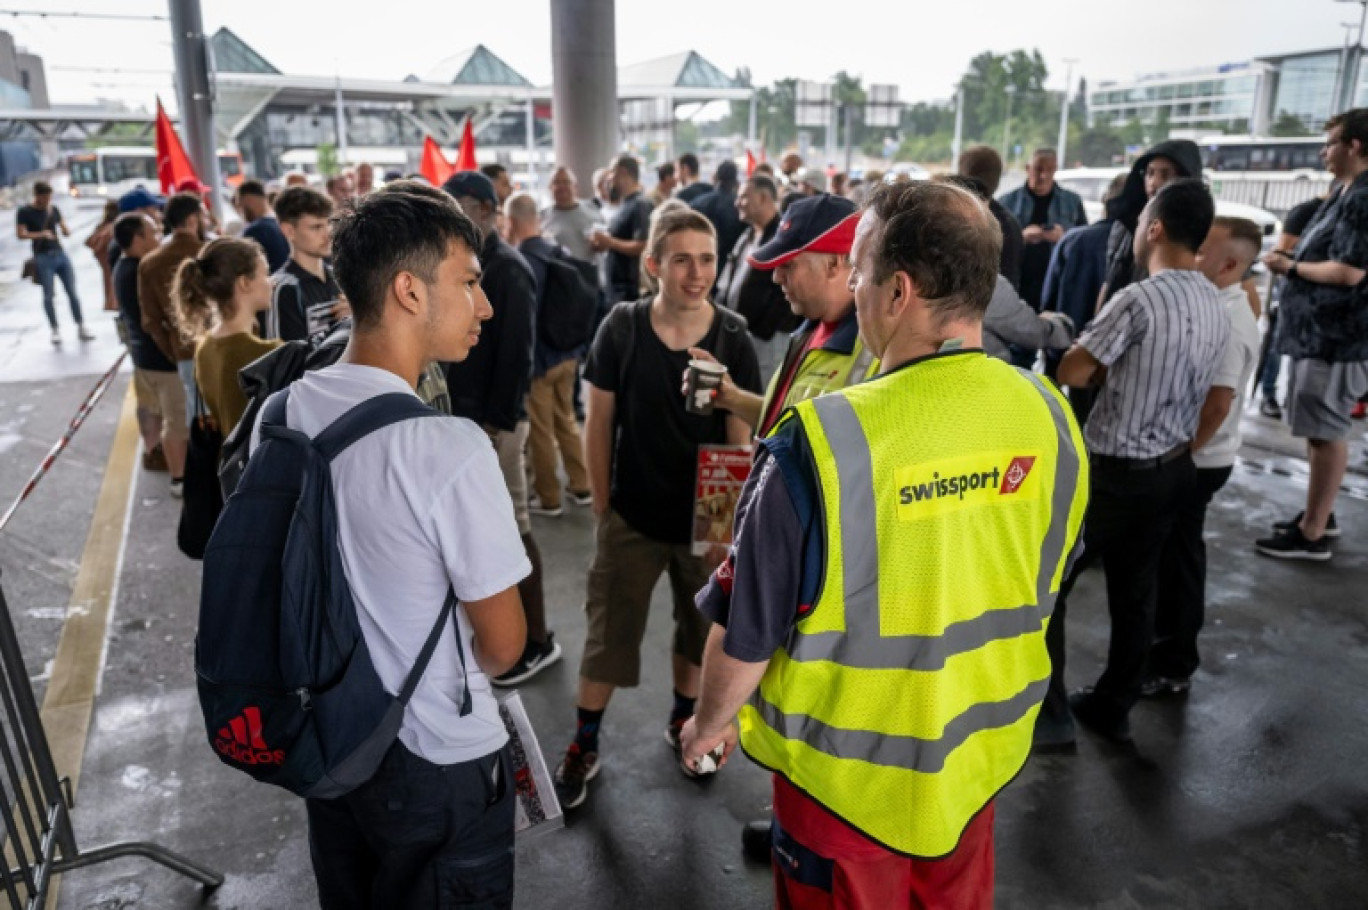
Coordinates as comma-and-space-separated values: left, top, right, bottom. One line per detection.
1035, 179, 1228, 749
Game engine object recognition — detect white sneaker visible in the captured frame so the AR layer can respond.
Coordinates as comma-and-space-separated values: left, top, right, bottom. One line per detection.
169, 478, 184, 499
50, 328, 61, 346
77, 324, 95, 342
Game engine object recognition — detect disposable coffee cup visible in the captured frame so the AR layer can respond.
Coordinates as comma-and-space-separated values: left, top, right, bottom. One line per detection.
685, 359, 727, 416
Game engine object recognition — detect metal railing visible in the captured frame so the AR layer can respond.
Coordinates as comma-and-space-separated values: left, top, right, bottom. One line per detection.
0, 573, 223, 907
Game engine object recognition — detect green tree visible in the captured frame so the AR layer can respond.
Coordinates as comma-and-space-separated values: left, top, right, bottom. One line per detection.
1270, 110, 1313, 137
1075, 126, 1125, 167
316, 142, 339, 177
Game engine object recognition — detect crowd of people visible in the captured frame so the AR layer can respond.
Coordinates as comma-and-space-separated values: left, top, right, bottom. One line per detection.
13, 106, 1368, 909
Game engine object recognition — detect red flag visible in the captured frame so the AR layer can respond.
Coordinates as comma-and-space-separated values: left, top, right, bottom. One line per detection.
745, 150, 757, 178
454, 119, 478, 172
420, 135, 454, 186
154, 97, 199, 195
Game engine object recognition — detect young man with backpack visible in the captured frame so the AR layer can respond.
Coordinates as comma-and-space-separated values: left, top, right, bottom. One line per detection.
553, 205, 761, 809
504, 191, 595, 518
207, 181, 529, 907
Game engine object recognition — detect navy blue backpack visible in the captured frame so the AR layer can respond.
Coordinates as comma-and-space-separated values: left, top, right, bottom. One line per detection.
195, 389, 470, 799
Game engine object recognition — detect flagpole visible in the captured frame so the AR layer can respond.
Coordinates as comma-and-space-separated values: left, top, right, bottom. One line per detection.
167, 0, 223, 217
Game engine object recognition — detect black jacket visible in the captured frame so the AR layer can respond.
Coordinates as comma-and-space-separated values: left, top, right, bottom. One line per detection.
719, 214, 798, 341
691, 187, 744, 267
444, 230, 536, 432
1104, 139, 1204, 299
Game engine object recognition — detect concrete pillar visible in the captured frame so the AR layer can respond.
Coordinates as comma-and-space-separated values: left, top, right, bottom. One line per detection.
334, 78, 348, 166
551, 0, 618, 200
167, 0, 223, 216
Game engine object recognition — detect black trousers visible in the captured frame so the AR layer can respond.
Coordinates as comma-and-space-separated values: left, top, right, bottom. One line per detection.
1149, 465, 1233, 680
1041, 451, 1197, 729
306, 740, 515, 910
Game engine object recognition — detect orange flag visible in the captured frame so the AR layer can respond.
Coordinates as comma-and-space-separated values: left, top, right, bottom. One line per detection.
420, 135, 455, 186
745, 150, 757, 178
154, 97, 199, 195
454, 119, 478, 172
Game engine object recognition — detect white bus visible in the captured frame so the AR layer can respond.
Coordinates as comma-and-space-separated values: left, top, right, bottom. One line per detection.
66, 147, 246, 201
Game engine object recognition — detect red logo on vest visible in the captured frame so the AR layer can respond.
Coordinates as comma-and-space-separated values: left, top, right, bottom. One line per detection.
999, 456, 1036, 495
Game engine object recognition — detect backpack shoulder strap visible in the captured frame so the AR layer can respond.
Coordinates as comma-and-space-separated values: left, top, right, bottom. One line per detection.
396, 588, 467, 713
311, 392, 439, 462
261, 389, 290, 428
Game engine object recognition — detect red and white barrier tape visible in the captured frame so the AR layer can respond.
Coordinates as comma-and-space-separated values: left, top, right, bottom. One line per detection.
0, 352, 128, 535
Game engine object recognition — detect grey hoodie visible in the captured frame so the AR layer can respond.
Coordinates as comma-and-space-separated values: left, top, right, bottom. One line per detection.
982, 275, 1075, 360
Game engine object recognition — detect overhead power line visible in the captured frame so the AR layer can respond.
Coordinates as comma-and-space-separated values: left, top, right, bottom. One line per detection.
0, 9, 168, 22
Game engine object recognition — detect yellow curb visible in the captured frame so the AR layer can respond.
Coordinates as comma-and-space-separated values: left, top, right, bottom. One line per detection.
40, 385, 139, 909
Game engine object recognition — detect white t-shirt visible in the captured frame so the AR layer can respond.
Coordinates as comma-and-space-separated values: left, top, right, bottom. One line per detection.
1194, 283, 1261, 470
254, 362, 530, 764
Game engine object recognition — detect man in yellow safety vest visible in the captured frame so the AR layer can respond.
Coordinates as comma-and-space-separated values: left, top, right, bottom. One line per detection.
681, 180, 1089, 909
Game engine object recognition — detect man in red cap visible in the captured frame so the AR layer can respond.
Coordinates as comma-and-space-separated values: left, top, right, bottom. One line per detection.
695, 193, 877, 438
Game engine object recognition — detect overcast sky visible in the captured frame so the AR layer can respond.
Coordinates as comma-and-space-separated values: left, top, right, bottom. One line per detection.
5, 0, 1364, 113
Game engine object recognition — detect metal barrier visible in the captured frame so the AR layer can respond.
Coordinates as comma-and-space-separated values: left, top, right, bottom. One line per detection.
1208, 173, 1336, 218
0, 573, 222, 906
0, 360, 222, 905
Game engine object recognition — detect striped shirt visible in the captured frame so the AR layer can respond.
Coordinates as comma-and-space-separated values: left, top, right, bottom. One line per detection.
1078, 269, 1228, 459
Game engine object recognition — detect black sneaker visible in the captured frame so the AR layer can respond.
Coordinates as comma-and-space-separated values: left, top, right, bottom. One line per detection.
1139, 675, 1191, 698
1259, 398, 1282, 419
741, 819, 773, 864
1068, 688, 1132, 743
492, 633, 562, 687
554, 742, 600, 810
1256, 526, 1332, 562
1271, 511, 1339, 539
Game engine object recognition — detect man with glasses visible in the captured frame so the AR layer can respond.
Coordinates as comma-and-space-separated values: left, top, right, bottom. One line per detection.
1256, 110, 1368, 561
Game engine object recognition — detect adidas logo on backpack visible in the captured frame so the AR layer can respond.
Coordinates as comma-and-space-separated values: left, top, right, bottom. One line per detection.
195, 389, 471, 799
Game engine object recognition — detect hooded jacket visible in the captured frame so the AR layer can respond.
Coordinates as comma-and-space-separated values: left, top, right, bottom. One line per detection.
1104, 140, 1204, 299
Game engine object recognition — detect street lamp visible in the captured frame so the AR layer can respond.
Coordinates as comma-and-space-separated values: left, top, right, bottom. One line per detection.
1057, 59, 1079, 167
1002, 84, 1016, 164
1337, 0, 1368, 112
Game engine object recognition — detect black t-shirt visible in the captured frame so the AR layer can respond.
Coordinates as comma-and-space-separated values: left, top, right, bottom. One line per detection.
16, 204, 63, 255
1283, 197, 1322, 239
606, 192, 653, 302
264, 259, 340, 342
583, 300, 761, 544
1020, 187, 1056, 309
114, 256, 176, 372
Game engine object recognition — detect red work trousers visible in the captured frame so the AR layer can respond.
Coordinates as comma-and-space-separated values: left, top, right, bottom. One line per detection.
771, 775, 995, 910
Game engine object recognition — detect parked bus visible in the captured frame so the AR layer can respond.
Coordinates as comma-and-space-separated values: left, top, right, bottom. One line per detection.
66, 147, 246, 200
1199, 136, 1324, 173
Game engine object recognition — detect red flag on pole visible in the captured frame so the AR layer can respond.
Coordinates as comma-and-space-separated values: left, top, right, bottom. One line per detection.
745, 150, 757, 178
454, 119, 478, 172
154, 97, 199, 195
420, 135, 455, 186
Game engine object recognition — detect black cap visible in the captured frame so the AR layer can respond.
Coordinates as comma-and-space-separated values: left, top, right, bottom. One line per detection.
442, 171, 499, 207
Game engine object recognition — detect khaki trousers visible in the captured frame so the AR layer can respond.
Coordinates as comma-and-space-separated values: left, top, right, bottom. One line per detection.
525, 358, 589, 509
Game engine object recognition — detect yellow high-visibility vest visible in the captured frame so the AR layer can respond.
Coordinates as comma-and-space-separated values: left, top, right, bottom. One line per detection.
739, 351, 1088, 858
757, 324, 878, 435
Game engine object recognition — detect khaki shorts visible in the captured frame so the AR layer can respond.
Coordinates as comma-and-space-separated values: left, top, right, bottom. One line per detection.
580, 509, 713, 688
491, 421, 531, 536
1286, 358, 1368, 441
133, 367, 189, 442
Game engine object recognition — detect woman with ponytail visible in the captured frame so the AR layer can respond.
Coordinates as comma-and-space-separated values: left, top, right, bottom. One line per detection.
171, 237, 280, 434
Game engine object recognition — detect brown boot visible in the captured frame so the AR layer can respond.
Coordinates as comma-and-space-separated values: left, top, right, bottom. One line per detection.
143, 445, 169, 473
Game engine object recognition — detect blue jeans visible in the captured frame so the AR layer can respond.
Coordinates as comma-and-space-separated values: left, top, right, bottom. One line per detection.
33, 249, 83, 329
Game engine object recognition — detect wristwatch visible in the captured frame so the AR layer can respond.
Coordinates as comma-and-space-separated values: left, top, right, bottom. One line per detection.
1288, 261, 1300, 280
